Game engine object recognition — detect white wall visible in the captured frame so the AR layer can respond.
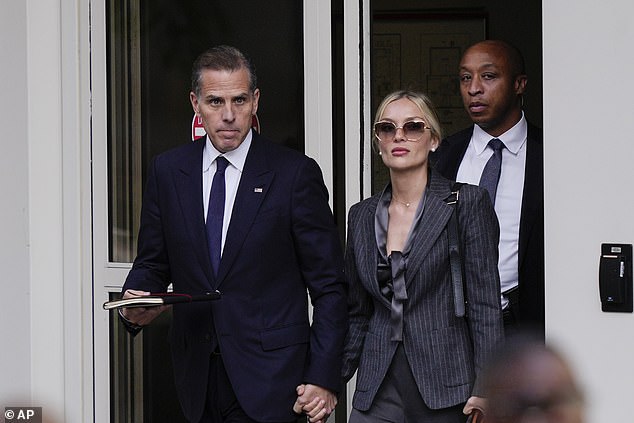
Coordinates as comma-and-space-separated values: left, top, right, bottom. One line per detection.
543, 1, 634, 422
0, 0, 31, 404
26, 0, 66, 416
1, 1, 89, 422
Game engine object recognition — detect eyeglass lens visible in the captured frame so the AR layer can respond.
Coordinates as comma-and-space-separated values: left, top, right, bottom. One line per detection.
375, 121, 426, 141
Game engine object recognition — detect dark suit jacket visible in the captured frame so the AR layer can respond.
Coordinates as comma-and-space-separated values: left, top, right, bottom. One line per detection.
123, 131, 348, 422
342, 170, 504, 410
432, 123, 544, 334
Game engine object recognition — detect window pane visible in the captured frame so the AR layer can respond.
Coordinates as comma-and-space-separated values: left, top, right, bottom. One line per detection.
107, 0, 143, 263
108, 0, 304, 262
109, 293, 187, 423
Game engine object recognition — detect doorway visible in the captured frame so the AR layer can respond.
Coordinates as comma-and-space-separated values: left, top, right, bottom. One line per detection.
369, 0, 542, 192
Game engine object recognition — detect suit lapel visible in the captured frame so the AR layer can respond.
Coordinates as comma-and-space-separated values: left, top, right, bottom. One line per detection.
519, 124, 543, 266
405, 172, 454, 283
215, 136, 273, 286
437, 127, 473, 179
174, 140, 215, 285
355, 197, 390, 306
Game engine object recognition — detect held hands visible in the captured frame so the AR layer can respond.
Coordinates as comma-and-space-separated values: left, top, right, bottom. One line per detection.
293, 384, 337, 423
120, 289, 169, 326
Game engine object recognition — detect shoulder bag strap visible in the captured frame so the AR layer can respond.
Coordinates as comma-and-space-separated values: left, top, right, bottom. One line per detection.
445, 182, 466, 317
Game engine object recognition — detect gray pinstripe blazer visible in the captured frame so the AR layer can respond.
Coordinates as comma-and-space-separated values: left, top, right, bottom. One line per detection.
342, 170, 504, 411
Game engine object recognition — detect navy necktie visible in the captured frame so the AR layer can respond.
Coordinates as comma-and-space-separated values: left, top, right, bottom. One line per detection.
479, 138, 505, 206
206, 156, 229, 276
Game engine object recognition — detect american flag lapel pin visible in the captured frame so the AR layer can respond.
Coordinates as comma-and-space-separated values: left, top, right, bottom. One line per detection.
254, 187, 263, 193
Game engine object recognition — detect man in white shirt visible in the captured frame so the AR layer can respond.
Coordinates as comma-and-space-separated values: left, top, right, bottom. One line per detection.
433, 40, 544, 337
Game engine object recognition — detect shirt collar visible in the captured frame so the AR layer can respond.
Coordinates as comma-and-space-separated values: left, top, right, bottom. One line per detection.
203, 130, 253, 173
472, 112, 527, 156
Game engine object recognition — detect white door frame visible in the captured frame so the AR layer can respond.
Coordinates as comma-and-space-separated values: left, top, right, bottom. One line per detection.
342, 0, 372, 416
90, 0, 130, 418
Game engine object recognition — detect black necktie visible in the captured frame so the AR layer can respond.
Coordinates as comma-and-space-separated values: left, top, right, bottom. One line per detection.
479, 138, 505, 205
206, 156, 229, 276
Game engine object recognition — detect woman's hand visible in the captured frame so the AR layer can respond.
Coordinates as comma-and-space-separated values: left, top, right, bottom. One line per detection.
463, 395, 486, 416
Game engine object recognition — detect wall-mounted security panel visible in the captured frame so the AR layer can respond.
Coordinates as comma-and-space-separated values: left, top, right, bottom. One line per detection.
599, 243, 633, 312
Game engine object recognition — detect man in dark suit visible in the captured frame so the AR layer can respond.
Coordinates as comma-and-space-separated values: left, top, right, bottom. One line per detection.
120, 45, 347, 423
433, 40, 544, 337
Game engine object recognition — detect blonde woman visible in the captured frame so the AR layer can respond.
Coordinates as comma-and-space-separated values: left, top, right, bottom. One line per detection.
342, 90, 503, 422
294, 90, 503, 423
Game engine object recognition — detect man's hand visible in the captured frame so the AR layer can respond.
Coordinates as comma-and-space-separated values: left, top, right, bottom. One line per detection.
120, 289, 169, 326
463, 395, 486, 416
293, 384, 337, 423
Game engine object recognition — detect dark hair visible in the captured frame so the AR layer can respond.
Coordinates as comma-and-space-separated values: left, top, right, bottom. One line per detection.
190, 45, 257, 96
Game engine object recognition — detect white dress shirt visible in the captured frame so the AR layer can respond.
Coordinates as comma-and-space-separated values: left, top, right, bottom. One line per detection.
202, 131, 252, 255
456, 114, 527, 308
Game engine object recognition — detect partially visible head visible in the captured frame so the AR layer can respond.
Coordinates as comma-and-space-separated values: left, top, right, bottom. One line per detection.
191, 45, 257, 97
482, 337, 585, 423
189, 46, 260, 153
459, 40, 527, 137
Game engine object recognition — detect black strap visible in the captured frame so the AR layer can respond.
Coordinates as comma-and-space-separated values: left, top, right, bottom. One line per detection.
445, 182, 466, 317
